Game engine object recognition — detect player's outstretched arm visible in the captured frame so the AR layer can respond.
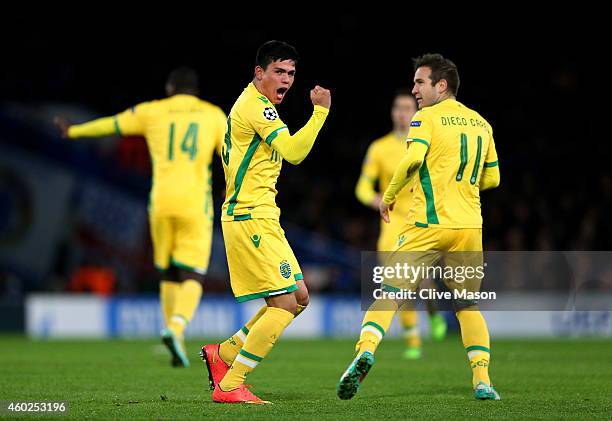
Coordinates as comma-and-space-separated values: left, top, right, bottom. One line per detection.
54, 115, 119, 139
380, 141, 428, 222
270, 86, 331, 165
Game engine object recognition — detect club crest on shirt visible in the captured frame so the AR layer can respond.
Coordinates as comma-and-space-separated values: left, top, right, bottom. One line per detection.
279, 260, 292, 279
397, 235, 406, 247
263, 107, 278, 121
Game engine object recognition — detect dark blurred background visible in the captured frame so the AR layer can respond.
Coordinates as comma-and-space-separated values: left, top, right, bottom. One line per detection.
0, 17, 608, 309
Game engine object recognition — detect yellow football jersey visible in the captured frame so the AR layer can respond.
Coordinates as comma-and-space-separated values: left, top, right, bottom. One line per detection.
360, 133, 416, 251
221, 83, 291, 221
406, 98, 498, 228
114, 94, 226, 217
361, 132, 415, 217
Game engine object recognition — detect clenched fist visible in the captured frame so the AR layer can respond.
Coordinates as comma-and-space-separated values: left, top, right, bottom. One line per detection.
310, 85, 331, 109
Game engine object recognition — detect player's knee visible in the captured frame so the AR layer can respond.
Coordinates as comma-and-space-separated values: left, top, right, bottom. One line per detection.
279, 297, 298, 314
296, 294, 309, 307
159, 266, 179, 282
295, 287, 309, 307
273, 302, 297, 314
294, 279, 309, 307
287, 302, 298, 314
266, 293, 297, 314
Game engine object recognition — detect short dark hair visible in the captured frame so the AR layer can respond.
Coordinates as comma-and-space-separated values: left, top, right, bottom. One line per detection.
167, 67, 199, 93
394, 88, 416, 102
255, 40, 299, 70
413, 53, 460, 96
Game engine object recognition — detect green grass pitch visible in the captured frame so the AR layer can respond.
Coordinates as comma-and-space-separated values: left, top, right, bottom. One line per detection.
1, 336, 610, 420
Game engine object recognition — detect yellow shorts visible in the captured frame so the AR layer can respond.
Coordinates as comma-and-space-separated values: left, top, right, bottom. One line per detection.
383, 225, 483, 300
149, 212, 213, 274
377, 215, 406, 252
222, 218, 302, 302
394, 224, 482, 252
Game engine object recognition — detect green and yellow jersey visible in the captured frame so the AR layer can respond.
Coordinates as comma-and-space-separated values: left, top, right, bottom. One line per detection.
69, 94, 226, 218
357, 132, 415, 217
221, 82, 329, 221
404, 99, 498, 228
356, 132, 415, 250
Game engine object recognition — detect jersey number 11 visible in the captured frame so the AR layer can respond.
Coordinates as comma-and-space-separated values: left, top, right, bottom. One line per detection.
456, 133, 482, 185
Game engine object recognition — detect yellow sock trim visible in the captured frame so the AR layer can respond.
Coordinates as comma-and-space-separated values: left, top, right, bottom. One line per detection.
404, 329, 422, 348
355, 300, 398, 354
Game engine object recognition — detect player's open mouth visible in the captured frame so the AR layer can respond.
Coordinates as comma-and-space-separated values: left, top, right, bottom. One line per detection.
276, 88, 287, 101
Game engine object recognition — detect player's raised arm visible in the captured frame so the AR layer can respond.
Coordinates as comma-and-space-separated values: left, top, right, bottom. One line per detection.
268, 85, 331, 165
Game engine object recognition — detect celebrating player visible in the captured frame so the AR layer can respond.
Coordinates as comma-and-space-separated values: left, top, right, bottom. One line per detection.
338, 53, 501, 401
200, 40, 331, 404
355, 89, 447, 359
55, 67, 226, 368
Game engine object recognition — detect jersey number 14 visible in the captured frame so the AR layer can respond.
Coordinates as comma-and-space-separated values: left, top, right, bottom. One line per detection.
168, 122, 198, 160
